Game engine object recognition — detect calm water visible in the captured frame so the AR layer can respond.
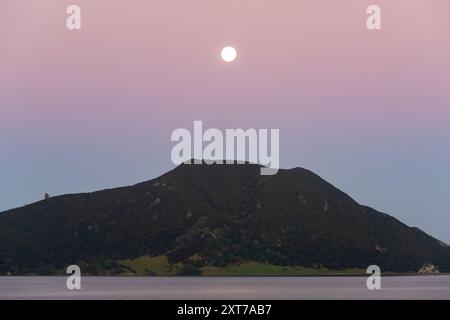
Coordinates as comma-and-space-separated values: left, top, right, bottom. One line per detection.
1, 276, 449, 300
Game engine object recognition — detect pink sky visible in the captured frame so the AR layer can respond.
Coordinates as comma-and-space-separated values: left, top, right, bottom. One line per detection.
1, 1, 450, 242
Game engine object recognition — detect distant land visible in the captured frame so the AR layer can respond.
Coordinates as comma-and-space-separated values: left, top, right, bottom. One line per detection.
0, 161, 449, 275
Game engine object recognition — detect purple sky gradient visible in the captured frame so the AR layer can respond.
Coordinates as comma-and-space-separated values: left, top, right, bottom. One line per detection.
1, 0, 450, 243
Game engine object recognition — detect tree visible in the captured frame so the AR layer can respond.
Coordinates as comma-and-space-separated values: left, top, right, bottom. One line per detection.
44, 193, 50, 200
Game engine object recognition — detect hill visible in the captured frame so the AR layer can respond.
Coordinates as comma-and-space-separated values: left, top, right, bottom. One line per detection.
0, 161, 449, 275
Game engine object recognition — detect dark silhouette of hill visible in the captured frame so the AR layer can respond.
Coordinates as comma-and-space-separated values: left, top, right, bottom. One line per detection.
0, 161, 449, 275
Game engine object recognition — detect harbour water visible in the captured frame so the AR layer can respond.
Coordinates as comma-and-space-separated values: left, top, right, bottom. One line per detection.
1, 276, 449, 300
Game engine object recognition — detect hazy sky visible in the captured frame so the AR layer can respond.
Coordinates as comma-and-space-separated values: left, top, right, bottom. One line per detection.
1, 0, 449, 243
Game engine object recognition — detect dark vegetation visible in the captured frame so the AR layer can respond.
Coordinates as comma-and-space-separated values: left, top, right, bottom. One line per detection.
0, 161, 449, 275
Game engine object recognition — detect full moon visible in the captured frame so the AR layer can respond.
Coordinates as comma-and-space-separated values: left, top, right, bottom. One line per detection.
221, 46, 237, 62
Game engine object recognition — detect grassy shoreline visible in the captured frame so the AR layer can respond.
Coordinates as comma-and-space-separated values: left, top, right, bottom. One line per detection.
117, 255, 431, 277
3, 255, 444, 276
